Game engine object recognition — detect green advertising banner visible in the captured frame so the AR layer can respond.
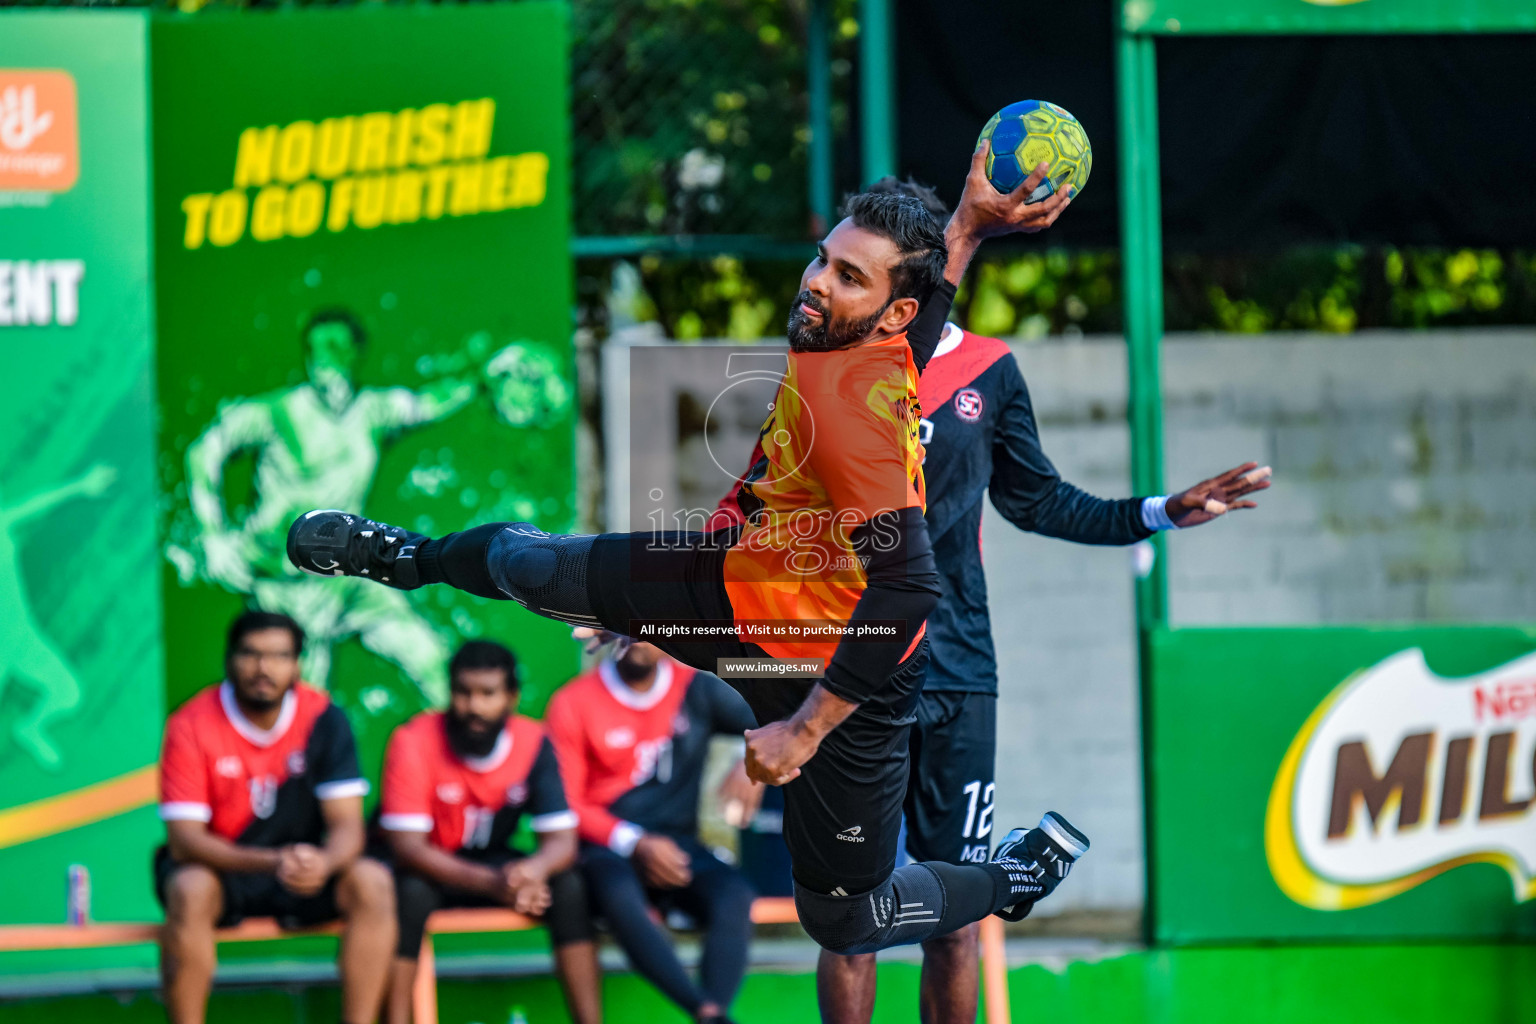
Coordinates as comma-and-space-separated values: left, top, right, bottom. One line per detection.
1123, 0, 1536, 34
0, 12, 164, 924
151, 5, 578, 796
1151, 626, 1536, 943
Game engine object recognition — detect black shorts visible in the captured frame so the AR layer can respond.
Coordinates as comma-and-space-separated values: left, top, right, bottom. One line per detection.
903, 691, 997, 865
732, 647, 926, 895
587, 531, 927, 895
393, 849, 594, 958
153, 845, 341, 930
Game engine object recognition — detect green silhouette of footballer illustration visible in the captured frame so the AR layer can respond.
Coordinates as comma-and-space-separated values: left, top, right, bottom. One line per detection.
168, 311, 570, 706
0, 464, 117, 769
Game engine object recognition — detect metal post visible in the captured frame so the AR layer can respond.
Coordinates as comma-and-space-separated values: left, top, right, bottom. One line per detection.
1116, 27, 1166, 945
859, 0, 896, 184
807, 0, 834, 235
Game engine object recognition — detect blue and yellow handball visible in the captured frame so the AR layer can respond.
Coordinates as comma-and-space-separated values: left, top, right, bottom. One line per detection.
976, 100, 1092, 202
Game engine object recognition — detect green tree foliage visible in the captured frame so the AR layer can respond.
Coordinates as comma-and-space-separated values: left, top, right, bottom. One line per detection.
579, 246, 1536, 343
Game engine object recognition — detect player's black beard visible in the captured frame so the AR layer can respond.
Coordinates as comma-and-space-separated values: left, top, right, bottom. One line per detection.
233, 681, 284, 714
615, 655, 655, 683
446, 711, 506, 759
786, 291, 891, 352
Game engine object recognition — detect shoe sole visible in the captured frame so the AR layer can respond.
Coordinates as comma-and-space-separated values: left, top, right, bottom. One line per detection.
1039, 811, 1090, 859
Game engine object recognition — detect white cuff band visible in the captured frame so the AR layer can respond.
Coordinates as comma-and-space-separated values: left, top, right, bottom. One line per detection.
609, 821, 644, 857
530, 810, 580, 834
316, 778, 370, 800
159, 802, 213, 822
380, 813, 434, 833
1140, 495, 1179, 532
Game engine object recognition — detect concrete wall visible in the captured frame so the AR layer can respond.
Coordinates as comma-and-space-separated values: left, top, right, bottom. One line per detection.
604, 328, 1536, 918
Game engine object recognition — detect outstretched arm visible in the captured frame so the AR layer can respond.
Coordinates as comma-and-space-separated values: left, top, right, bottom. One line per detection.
989, 360, 1148, 545
6, 464, 115, 526
372, 379, 476, 433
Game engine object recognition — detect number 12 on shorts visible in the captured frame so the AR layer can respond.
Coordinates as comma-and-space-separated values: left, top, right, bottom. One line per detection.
961, 780, 995, 840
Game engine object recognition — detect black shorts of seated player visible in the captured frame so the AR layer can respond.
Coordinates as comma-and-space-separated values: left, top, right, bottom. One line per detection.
153, 846, 349, 930
393, 849, 593, 958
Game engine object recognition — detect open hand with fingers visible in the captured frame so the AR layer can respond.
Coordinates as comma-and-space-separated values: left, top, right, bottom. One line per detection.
1166, 463, 1272, 528
950, 141, 1073, 242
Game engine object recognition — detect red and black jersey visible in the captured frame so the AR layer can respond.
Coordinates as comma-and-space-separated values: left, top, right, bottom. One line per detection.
544, 660, 756, 854
158, 682, 368, 846
917, 323, 1149, 695
378, 712, 574, 853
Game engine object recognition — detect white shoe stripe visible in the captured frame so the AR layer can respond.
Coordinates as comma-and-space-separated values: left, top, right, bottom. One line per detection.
1039, 814, 1089, 859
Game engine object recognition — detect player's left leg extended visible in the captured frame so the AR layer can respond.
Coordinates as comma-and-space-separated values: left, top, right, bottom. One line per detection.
286, 512, 751, 673
768, 655, 1089, 956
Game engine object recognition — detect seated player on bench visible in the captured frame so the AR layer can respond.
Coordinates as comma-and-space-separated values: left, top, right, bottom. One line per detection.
377, 639, 601, 1024
156, 611, 395, 1024
545, 639, 762, 1024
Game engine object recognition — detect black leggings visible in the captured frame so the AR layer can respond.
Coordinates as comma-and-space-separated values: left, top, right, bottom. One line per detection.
580, 838, 755, 1014
418, 524, 1032, 950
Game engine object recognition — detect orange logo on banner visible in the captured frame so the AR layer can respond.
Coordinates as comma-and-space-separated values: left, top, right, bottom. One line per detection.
0, 70, 79, 192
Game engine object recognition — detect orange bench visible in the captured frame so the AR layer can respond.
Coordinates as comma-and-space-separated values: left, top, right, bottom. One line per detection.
0, 900, 1011, 1024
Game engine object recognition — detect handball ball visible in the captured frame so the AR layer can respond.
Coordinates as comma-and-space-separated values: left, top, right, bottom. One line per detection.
976, 100, 1091, 202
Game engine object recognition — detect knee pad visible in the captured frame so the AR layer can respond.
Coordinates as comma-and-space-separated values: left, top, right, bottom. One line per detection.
487, 524, 597, 623
793, 865, 946, 955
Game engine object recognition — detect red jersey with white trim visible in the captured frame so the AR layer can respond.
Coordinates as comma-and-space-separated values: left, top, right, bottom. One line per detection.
544, 660, 756, 852
379, 712, 574, 853
159, 682, 368, 846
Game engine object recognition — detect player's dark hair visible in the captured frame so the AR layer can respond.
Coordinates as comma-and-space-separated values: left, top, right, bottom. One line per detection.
303, 308, 366, 349
840, 191, 948, 305
450, 640, 520, 691
226, 610, 305, 662
865, 175, 950, 228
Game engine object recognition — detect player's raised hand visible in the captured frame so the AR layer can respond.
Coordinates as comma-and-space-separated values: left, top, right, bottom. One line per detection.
951, 140, 1074, 241
1166, 463, 1272, 528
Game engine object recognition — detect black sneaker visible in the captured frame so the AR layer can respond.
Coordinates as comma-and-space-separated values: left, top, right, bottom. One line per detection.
991, 811, 1090, 922
286, 510, 429, 590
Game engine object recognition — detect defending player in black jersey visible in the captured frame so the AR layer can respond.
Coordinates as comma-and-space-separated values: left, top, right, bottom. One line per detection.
814, 176, 1273, 1024
287, 149, 1089, 960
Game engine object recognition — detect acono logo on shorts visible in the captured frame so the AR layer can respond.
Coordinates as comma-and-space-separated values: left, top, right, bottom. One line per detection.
0, 71, 79, 192
1266, 648, 1536, 911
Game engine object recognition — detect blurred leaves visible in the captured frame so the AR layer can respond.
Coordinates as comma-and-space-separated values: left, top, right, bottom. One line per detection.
571, 0, 858, 238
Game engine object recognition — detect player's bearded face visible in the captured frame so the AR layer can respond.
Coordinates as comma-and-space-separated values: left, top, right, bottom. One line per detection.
447, 668, 513, 758
229, 629, 301, 712
786, 290, 892, 352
